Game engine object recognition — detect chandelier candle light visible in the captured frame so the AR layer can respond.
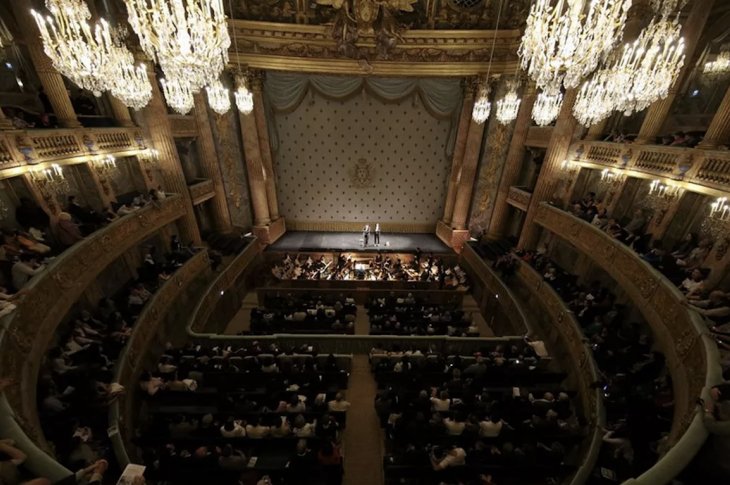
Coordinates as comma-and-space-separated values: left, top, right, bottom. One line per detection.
207, 79, 231, 115
32, 0, 120, 96
702, 197, 730, 240
532, 89, 563, 126
123, 0, 230, 93
160, 77, 194, 115
234, 75, 253, 115
495, 79, 522, 125
703, 44, 730, 85
519, 0, 631, 93
110, 56, 152, 110
573, 70, 616, 127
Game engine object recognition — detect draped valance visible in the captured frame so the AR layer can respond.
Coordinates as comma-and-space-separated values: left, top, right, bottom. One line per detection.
263, 72, 464, 157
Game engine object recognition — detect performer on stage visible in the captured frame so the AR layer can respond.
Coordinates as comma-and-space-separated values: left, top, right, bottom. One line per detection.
374, 223, 381, 246
363, 224, 370, 247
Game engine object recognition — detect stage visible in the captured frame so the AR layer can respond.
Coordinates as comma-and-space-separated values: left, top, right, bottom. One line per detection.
266, 231, 452, 253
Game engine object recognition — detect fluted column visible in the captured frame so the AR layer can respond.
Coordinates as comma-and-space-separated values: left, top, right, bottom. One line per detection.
451, 106, 487, 230
11, 0, 81, 128
518, 89, 579, 250
488, 85, 537, 238
634, 0, 714, 145
250, 74, 280, 221
443, 89, 476, 225
143, 68, 201, 244
237, 92, 271, 226
698, 84, 730, 149
192, 92, 232, 232
585, 119, 609, 141
107, 94, 135, 128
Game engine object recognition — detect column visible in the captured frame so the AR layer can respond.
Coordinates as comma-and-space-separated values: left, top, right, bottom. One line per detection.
192, 92, 232, 232
634, 0, 715, 145
142, 66, 201, 244
518, 89, 579, 250
250, 73, 280, 221
11, 0, 81, 128
698, 84, 730, 149
0, 107, 15, 130
237, 88, 271, 227
75, 163, 117, 210
442, 87, 476, 225
488, 84, 537, 238
584, 120, 609, 141
107, 94, 135, 128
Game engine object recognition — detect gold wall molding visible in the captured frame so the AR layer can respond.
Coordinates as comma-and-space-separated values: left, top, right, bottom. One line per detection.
229, 20, 521, 76
189, 178, 216, 205
533, 203, 720, 455
0, 196, 186, 453
286, 220, 435, 233
525, 126, 553, 148
169, 115, 199, 138
506, 186, 531, 211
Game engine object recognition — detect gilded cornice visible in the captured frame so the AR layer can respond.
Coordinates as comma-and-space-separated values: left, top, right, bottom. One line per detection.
228, 20, 521, 76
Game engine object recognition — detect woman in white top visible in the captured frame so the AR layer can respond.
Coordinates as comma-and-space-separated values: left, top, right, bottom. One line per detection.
220, 419, 246, 437
444, 414, 466, 435
286, 395, 307, 413
293, 414, 316, 437
430, 390, 451, 411
479, 416, 504, 437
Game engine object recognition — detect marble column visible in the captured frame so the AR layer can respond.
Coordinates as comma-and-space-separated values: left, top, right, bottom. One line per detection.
585, 120, 609, 141
237, 98, 271, 226
107, 94, 135, 128
250, 74, 280, 221
143, 67, 201, 244
488, 85, 537, 238
443, 88, 476, 225
698, 83, 730, 149
192, 92, 232, 232
518, 89, 579, 250
11, 0, 81, 128
634, 0, 715, 145
451, 92, 488, 230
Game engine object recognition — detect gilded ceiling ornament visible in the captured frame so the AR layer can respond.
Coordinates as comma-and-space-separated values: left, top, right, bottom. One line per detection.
349, 158, 375, 188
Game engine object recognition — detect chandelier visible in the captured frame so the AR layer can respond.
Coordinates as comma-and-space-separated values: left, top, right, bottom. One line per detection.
472, 82, 491, 125
495, 80, 521, 125
234, 76, 254, 115
110, 49, 152, 110
519, 0, 631, 93
598, 168, 624, 190
123, 0, 230, 93
207, 79, 231, 115
702, 197, 730, 240
532, 89, 563, 126
573, 70, 616, 127
94, 154, 120, 176
703, 44, 730, 85
643, 179, 679, 211
32, 164, 70, 196
32, 0, 121, 96
556, 159, 578, 180
160, 77, 194, 115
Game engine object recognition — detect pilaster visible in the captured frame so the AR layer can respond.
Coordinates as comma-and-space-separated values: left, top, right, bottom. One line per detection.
237, 91, 271, 226
443, 85, 476, 225
250, 72, 280, 222
192, 92, 232, 232
697, 83, 730, 149
107, 94, 135, 128
646, 189, 686, 240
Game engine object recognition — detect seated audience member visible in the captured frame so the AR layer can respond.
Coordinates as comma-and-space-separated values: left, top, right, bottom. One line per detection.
430, 446, 467, 470
55, 212, 84, 248
218, 444, 247, 471
12, 253, 45, 290
220, 417, 246, 437
328, 393, 351, 412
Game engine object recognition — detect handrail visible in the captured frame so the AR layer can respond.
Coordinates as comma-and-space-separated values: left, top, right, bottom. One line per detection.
533, 202, 722, 485
516, 262, 605, 485
460, 243, 535, 336
0, 195, 186, 461
109, 250, 211, 469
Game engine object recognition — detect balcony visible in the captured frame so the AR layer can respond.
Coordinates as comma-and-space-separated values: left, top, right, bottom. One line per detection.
506, 186, 532, 211
0, 195, 186, 455
188, 178, 215, 205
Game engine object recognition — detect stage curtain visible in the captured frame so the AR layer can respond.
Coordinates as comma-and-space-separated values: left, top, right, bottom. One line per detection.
264, 72, 463, 156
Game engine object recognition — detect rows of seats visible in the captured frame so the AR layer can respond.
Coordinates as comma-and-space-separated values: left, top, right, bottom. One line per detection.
366, 294, 478, 336
135, 344, 351, 485
244, 293, 357, 335
370, 346, 581, 485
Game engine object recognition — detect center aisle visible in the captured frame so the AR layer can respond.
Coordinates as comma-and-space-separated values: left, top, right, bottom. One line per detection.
342, 354, 383, 485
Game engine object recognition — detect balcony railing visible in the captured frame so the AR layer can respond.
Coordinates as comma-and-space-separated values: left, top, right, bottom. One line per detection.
507, 186, 532, 211
0, 195, 186, 466
575, 140, 730, 194
0, 127, 146, 172
188, 178, 215, 205
533, 202, 721, 485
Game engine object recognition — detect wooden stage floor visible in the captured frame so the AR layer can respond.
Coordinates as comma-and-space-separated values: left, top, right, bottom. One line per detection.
265, 231, 452, 253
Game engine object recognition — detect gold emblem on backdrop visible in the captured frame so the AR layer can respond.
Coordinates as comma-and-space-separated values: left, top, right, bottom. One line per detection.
349, 158, 375, 188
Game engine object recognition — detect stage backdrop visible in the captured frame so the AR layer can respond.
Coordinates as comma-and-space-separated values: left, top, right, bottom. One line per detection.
265, 74, 462, 233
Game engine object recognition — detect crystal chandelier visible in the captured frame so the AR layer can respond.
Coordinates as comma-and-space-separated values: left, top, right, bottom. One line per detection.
703, 44, 730, 86
573, 70, 616, 127
611, 12, 685, 116
702, 197, 730, 240
160, 77, 194, 115
109, 48, 152, 110
32, 0, 119, 96
495, 80, 521, 125
207, 79, 231, 115
532, 89, 563, 126
472, 83, 491, 125
519, 0, 631, 93
234, 76, 254, 115
123, 0, 231, 93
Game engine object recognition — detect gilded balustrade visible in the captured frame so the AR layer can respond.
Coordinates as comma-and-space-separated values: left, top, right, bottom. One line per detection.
188, 178, 215, 205
575, 140, 730, 196
0, 127, 146, 176
533, 203, 721, 485
506, 186, 533, 211
0, 195, 186, 471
